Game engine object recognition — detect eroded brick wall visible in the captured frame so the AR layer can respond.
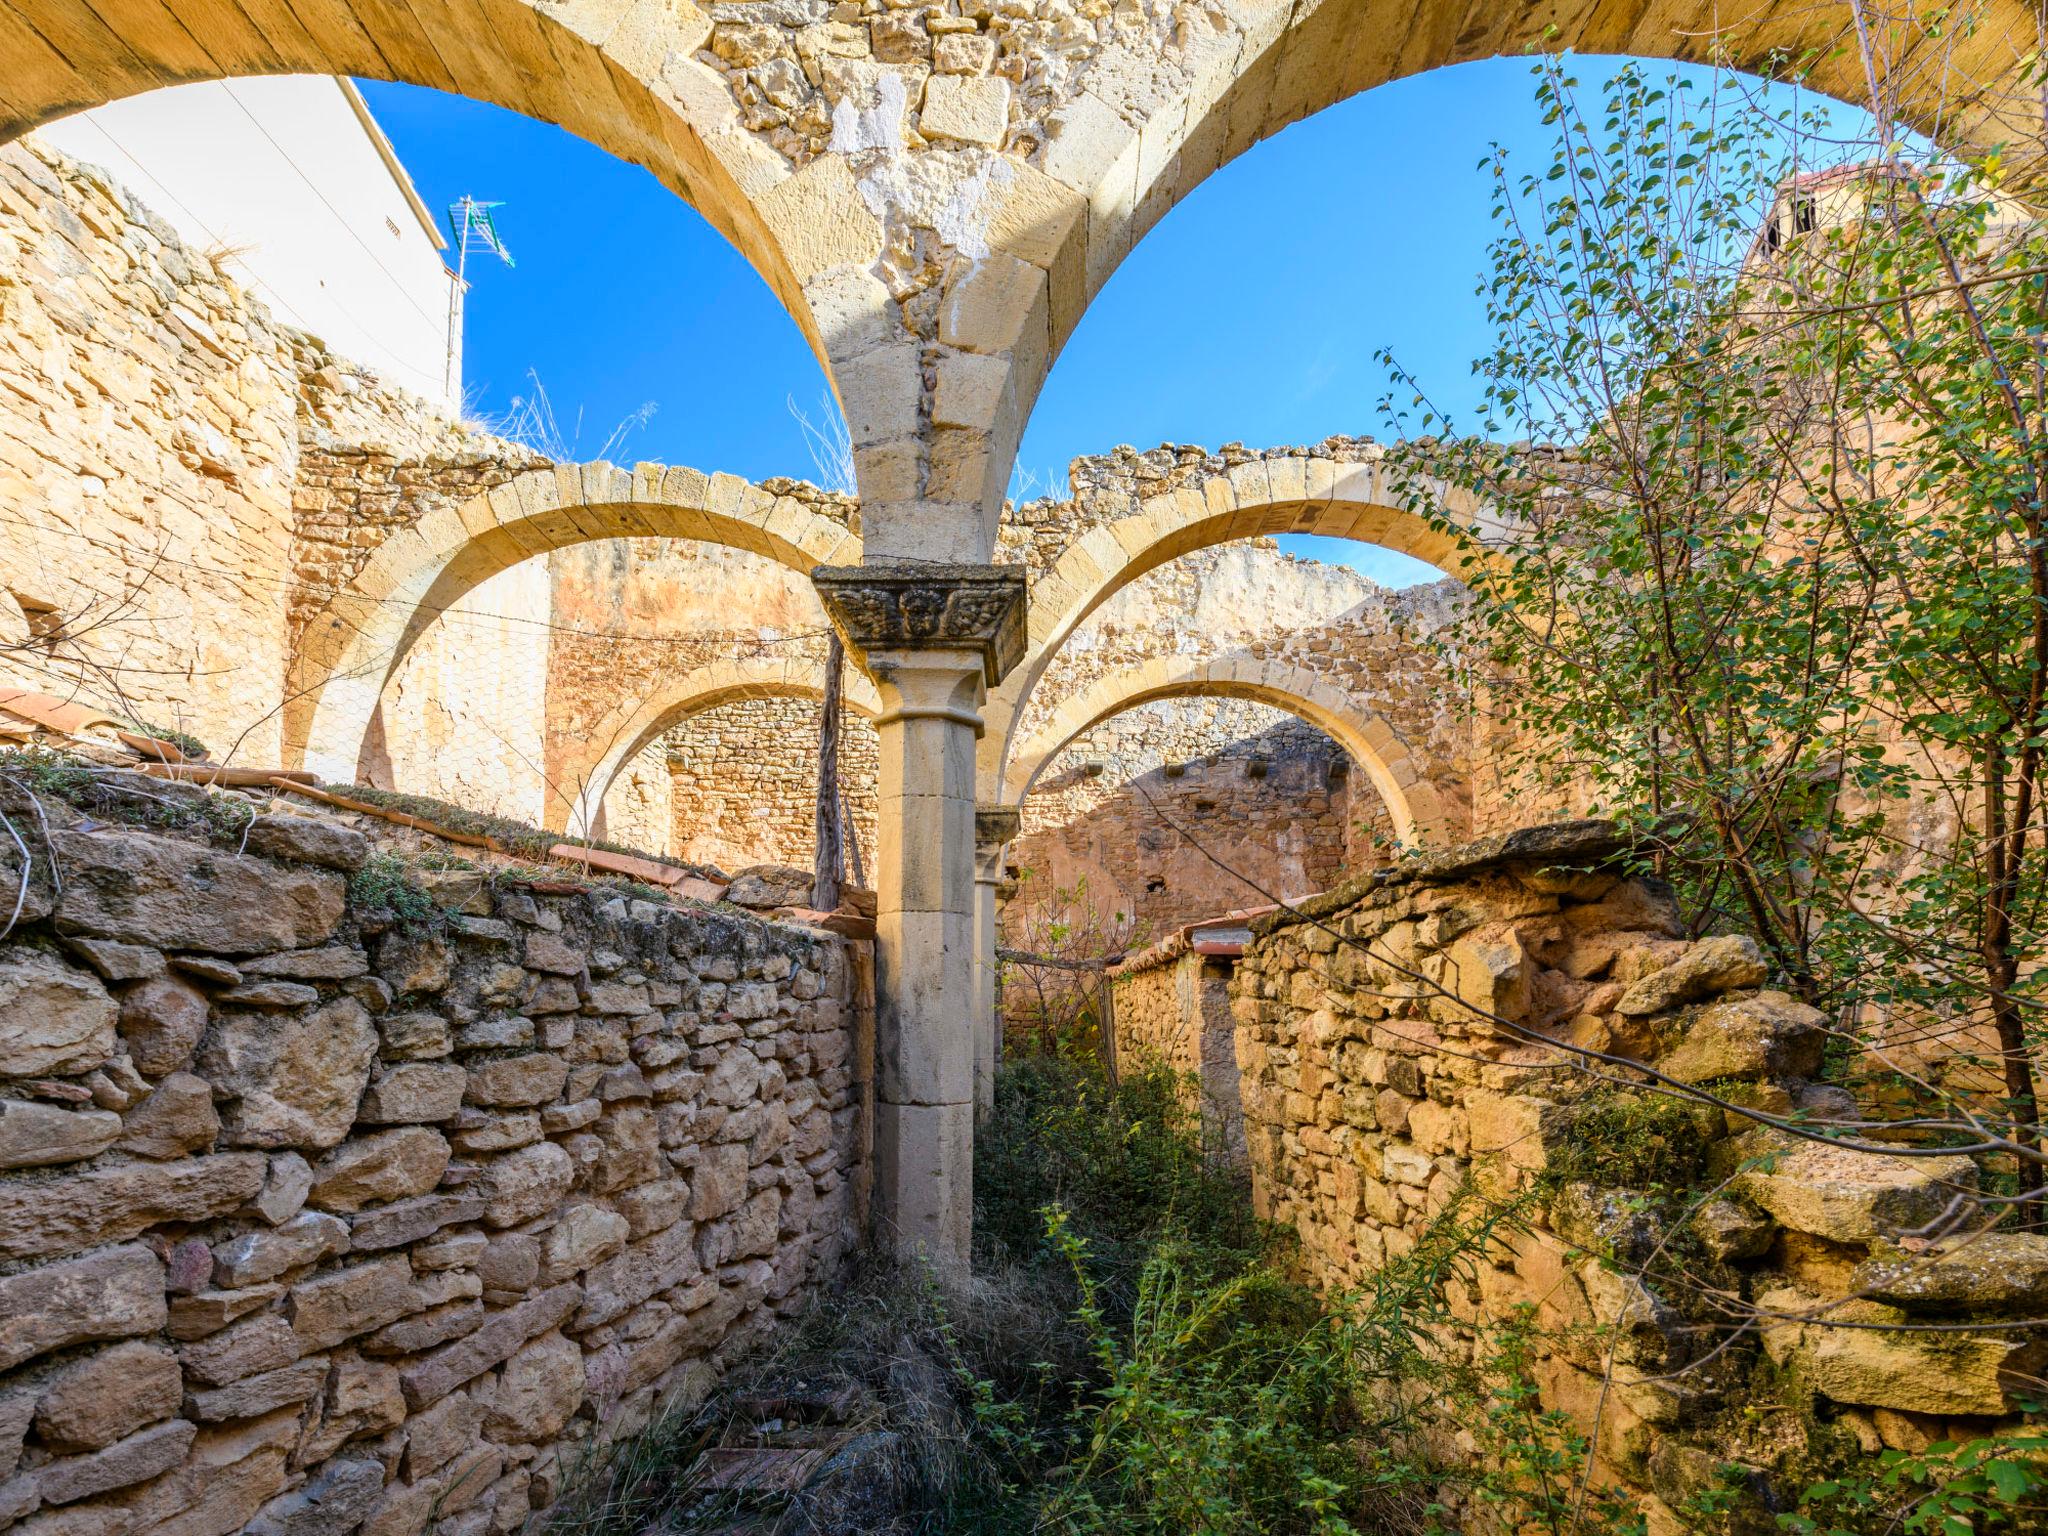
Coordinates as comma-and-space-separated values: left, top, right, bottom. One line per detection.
0, 781, 871, 1536
1230, 821, 2041, 1525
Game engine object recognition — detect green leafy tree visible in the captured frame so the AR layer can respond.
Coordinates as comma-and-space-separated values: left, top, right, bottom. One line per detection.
1382, 22, 2048, 1167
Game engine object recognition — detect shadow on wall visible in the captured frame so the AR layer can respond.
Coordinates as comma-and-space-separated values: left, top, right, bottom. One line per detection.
1006, 712, 1392, 953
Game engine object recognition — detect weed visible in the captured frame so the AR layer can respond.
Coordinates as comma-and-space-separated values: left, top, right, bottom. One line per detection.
347, 851, 440, 928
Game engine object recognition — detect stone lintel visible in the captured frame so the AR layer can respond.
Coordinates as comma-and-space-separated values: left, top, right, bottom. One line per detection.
812, 564, 1027, 686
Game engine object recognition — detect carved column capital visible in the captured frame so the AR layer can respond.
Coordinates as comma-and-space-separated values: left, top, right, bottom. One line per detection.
812, 564, 1028, 686
974, 804, 1020, 883
974, 804, 1021, 851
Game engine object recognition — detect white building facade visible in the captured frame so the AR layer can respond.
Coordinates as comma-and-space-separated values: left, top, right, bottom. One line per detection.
38, 75, 461, 411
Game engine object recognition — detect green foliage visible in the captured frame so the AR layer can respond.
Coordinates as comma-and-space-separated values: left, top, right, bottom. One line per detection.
1381, 46, 2048, 1149
1778, 1427, 2048, 1535
345, 851, 439, 928
131, 722, 208, 760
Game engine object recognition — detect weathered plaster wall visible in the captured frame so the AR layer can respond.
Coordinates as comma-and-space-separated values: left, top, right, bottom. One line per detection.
1009, 711, 1374, 948
376, 561, 556, 826
0, 776, 871, 1536
1230, 821, 2041, 1525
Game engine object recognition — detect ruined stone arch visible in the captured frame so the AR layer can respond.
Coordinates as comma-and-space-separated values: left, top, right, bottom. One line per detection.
290, 460, 862, 781
552, 653, 883, 837
0, 0, 858, 371
981, 454, 1497, 794
1000, 651, 1451, 849
952, 1, 2044, 551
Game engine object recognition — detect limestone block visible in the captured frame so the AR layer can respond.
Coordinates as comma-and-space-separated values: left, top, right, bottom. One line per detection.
1614, 935, 1769, 1016
376, 932, 452, 995
1853, 1232, 2048, 1311
117, 974, 207, 1075
287, 1258, 421, 1352
378, 1011, 452, 1061
1737, 1135, 1977, 1244
201, 998, 378, 1150
52, 829, 344, 954
0, 948, 116, 1078
308, 1128, 451, 1212
1436, 928, 1531, 1028
757, 155, 881, 283
465, 1054, 569, 1108
36, 1418, 195, 1505
478, 1141, 576, 1227
183, 1358, 329, 1423
213, 1211, 351, 1287
0, 1245, 165, 1372
33, 1341, 182, 1451
357, 1062, 467, 1124
178, 1314, 300, 1388
920, 73, 1009, 145
242, 1456, 383, 1536
485, 1333, 584, 1442
0, 1097, 121, 1167
540, 1203, 631, 1284
248, 1152, 314, 1226
349, 1191, 485, 1253
118, 1071, 219, 1158
1657, 991, 1826, 1083
1758, 1286, 2035, 1415
244, 815, 369, 872
0, 1152, 266, 1261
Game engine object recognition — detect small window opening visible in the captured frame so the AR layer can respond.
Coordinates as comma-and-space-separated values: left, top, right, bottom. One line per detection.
1794, 194, 1819, 235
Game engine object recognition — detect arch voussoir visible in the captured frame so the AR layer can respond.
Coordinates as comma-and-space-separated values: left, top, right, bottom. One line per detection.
288, 460, 861, 781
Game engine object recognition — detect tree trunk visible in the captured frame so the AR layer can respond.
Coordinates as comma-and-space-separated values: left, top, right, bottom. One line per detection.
813, 631, 844, 913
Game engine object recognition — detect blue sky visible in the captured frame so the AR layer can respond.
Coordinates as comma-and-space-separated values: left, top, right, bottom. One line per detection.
358, 57, 1847, 588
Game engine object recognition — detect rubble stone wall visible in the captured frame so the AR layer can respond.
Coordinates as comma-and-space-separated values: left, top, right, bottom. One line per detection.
1230, 821, 2041, 1524
0, 784, 872, 1536
1110, 951, 1246, 1163
0, 132, 543, 782
0, 140, 302, 762
665, 697, 882, 874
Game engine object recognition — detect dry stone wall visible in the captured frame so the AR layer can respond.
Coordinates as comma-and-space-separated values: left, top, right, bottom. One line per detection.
0, 774, 871, 1536
1110, 950, 1245, 1163
663, 696, 881, 874
1231, 821, 2044, 1525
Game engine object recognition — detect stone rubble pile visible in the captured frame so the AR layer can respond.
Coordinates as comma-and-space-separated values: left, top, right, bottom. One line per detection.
1232, 820, 2045, 1528
0, 781, 870, 1536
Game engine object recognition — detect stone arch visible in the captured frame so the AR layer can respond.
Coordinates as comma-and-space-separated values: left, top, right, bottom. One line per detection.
961, 2, 2045, 540
1001, 652, 1451, 849
290, 460, 861, 780
982, 454, 1500, 793
552, 654, 883, 836
0, 0, 856, 371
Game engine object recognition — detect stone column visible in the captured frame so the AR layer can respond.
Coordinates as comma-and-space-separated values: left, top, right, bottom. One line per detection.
813, 565, 1026, 1275
972, 804, 1021, 1122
